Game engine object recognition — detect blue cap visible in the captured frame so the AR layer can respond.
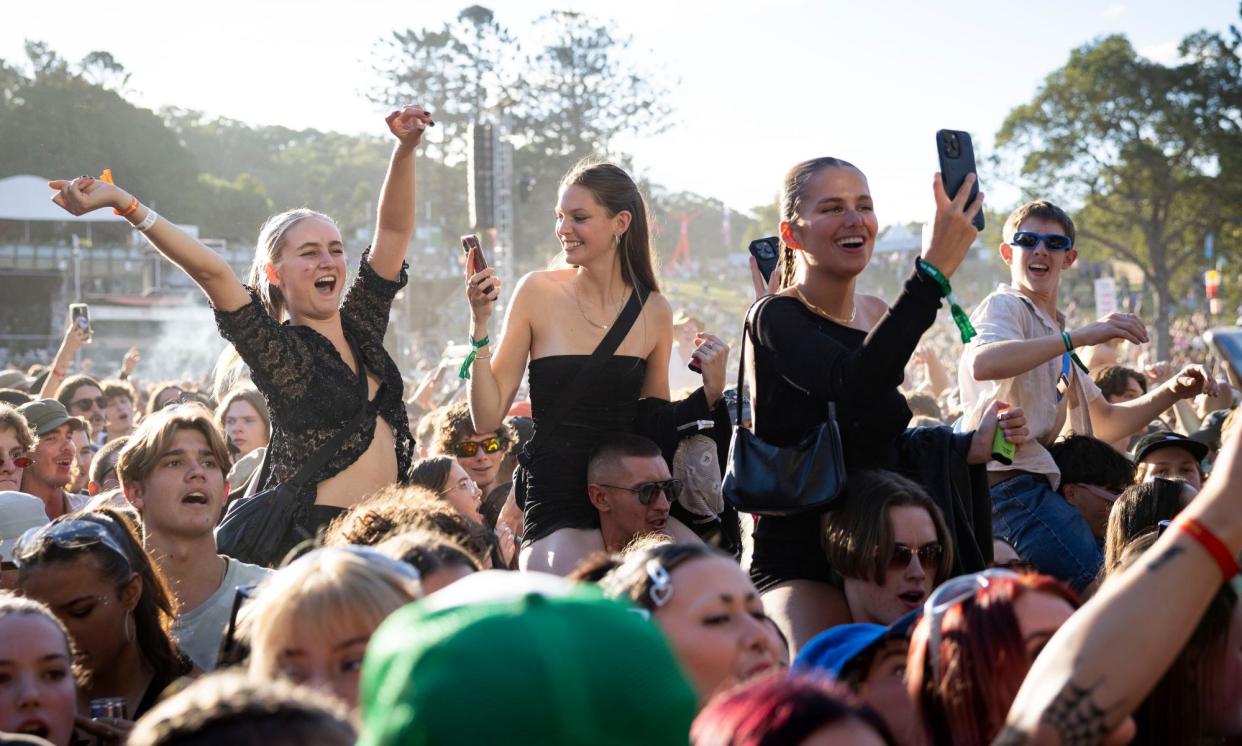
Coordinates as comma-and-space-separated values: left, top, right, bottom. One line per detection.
793, 624, 888, 678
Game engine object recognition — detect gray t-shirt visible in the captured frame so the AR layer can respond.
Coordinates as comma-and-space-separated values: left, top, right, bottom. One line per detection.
172, 557, 271, 671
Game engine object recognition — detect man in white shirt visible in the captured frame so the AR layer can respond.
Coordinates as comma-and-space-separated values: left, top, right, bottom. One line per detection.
118, 403, 269, 671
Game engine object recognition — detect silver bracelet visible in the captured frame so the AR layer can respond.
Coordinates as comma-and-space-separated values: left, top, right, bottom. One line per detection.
134, 208, 159, 232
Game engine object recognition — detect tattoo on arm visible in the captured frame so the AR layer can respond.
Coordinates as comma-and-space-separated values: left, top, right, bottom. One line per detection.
1039, 680, 1114, 746
1146, 545, 1185, 573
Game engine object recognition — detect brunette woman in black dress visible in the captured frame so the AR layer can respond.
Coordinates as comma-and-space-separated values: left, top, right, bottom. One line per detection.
748, 158, 1027, 652
48, 107, 432, 559
464, 162, 731, 575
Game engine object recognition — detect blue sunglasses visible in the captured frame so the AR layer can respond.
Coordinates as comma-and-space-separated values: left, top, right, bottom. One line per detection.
1010, 231, 1073, 251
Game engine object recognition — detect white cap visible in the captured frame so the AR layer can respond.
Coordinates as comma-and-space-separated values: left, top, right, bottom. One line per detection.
0, 491, 49, 563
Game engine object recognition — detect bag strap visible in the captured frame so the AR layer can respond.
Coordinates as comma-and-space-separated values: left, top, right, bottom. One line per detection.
736, 294, 836, 430
537, 284, 650, 437
284, 334, 372, 492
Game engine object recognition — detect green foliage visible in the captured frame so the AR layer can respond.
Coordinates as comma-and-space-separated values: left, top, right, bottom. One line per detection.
995, 18, 1242, 356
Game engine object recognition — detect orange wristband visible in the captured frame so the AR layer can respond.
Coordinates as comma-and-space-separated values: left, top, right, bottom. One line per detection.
1172, 515, 1240, 580
114, 197, 139, 217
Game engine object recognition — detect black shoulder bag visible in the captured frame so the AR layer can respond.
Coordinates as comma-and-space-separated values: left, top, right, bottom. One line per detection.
512, 284, 650, 507
721, 294, 846, 516
216, 336, 370, 567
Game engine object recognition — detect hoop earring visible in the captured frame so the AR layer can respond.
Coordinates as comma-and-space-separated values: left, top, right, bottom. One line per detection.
125, 610, 135, 643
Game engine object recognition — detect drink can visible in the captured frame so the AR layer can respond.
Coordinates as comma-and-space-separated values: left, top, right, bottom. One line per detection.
89, 697, 128, 720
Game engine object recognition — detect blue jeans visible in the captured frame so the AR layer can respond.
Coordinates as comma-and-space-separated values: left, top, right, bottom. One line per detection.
992, 474, 1102, 592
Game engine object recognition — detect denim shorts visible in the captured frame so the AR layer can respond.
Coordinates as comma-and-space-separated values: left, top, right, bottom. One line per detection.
991, 474, 1102, 592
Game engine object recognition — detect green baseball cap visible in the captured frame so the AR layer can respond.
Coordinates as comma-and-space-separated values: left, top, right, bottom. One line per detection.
358, 572, 697, 746
16, 399, 85, 437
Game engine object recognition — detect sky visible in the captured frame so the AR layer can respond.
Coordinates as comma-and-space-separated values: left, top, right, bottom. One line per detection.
3, 0, 1237, 226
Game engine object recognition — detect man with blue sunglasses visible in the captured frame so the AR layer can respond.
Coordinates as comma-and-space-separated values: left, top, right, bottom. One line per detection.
957, 200, 1220, 592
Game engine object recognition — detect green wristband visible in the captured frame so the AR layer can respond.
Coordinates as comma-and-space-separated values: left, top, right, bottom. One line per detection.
1061, 331, 1090, 375
458, 335, 490, 380
916, 258, 976, 343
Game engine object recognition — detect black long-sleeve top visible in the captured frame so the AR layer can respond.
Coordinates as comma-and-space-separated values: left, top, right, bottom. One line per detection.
750, 264, 943, 544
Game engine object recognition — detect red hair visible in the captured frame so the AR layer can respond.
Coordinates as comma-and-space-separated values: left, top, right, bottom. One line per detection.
691, 674, 894, 746
907, 574, 1078, 746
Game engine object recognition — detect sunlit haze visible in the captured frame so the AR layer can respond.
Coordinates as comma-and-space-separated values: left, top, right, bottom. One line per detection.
3, 0, 1234, 222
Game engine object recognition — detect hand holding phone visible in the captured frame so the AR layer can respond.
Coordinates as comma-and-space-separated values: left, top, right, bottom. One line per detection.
69, 303, 92, 341
935, 129, 985, 232
748, 237, 780, 287
461, 234, 488, 275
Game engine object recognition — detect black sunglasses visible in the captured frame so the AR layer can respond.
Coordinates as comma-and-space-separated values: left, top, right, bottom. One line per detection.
451, 436, 502, 458
889, 541, 943, 570
68, 395, 108, 413
598, 479, 683, 506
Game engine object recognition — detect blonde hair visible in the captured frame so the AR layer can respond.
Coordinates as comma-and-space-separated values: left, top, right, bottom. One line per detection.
241, 549, 418, 680
213, 208, 338, 400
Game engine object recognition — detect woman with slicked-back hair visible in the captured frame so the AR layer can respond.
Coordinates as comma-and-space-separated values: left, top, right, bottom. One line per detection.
745, 158, 1020, 654
464, 160, 732, 575
48, 106, 433, 561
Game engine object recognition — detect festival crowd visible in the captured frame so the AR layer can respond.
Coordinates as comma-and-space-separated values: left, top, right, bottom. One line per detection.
1, 106, 1241, 746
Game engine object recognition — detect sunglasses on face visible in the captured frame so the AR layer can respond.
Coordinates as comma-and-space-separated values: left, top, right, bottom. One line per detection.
13, 518, 131, 568
0, 453, 33, 468
451, 436, 502, 458
598, 479, 684, 505
889, 541, 943, 570
1010, 231, 1073, 251
68, 396, 108, 413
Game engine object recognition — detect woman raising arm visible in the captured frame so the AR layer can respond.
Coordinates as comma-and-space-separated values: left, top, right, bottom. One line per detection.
48, 106, 432, 563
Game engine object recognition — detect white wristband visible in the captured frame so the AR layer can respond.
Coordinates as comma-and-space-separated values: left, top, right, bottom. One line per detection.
134, 208, 158, 232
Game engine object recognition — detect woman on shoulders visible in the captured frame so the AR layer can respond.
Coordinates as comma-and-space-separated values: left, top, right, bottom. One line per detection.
48, 106, 432, 561
748, 157, 1021, 652
464, 161, 731, 575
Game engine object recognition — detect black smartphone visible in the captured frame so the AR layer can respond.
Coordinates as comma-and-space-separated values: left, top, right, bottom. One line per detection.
1206, 327, 1242, 390
936, 129, 985, 231
69, 303, 91, 335
461, 234, 488, 275
748, 237, 780, 286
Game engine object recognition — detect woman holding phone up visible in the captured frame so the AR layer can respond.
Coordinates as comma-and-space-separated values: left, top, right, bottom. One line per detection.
748, 157, 1027, 652
47, 106, 432, 561
464, 161, 731, 575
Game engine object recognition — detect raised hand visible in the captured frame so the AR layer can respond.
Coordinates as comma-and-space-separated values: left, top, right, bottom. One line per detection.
691, 332, 730, 406
922, 172, 984, 279
385, 105, 434, 148
465, 259, 500, 323
48, 176, 130, 216
122, 346, 140, 376
1165, 364, 1221, 400
749, 255, 779, 299
1071, 312, 1149, 347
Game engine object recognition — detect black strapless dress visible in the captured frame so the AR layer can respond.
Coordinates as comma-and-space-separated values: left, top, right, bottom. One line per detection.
522, 354, 647, 542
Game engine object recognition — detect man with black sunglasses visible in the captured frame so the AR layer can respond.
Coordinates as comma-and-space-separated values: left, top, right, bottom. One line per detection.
55, 373, 106, 442
959, 200, 1219, 592
587, 433, 699, 554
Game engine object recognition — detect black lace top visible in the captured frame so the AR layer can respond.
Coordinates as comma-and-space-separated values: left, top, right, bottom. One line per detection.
214, 251, 414, 548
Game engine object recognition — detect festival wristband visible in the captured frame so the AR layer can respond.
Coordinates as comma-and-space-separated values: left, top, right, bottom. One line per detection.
459, 335, 490, 380
1060, 331, 1090, 375
1171, 515, 1240, 580
916, 258, 976, 343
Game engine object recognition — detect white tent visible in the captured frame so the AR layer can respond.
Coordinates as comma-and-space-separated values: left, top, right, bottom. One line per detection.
874, 223, 921, 254
0, 174, 128, 222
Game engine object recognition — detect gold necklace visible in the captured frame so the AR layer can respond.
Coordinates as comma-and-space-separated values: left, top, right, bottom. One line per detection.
572, 284, 623, 330
794, 287, 856, 325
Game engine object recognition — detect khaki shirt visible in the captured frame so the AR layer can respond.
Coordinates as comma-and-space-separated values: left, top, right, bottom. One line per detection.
959, 285, 1101, 490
